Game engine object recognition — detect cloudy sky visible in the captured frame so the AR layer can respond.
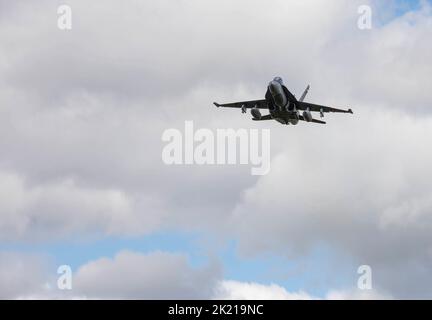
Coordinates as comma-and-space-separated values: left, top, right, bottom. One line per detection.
0, 0, 431, 299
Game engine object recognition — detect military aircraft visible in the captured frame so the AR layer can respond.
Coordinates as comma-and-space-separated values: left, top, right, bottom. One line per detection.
213, 77, 353, 125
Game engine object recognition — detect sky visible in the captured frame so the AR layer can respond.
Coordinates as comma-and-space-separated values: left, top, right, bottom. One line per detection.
0, 0, 431, 299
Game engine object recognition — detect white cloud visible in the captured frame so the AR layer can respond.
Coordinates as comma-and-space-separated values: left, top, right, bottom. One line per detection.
230, 108, 432, 297
213, 280, 316, 300
325, 288, 391, 300
0, 251, 390, 300
0, 171, 164, 240
214, 280, 392, 300
0, 252, 52, 299
0, 250, 220, 299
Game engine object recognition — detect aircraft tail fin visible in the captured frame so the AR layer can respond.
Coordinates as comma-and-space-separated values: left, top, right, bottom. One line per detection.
299, 85, 310, 102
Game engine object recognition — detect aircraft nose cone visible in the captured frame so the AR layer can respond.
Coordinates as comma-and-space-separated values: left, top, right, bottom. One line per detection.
269, 81, 281, 94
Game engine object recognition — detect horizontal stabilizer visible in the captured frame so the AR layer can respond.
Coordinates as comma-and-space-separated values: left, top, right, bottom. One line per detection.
311, 118, 326, 124
252, 114, 273, 121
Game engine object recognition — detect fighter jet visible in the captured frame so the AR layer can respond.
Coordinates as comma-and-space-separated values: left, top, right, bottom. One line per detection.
213, 77, 353, 125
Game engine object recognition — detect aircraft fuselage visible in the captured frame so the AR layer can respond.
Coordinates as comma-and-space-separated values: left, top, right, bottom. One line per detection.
266, 77, 300, 125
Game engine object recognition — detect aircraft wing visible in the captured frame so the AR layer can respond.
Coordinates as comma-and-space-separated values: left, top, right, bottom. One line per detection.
252, 114, 273, 121
213, 99, 269, 109
297, 101, 353, 114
